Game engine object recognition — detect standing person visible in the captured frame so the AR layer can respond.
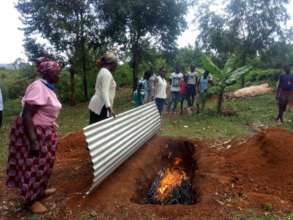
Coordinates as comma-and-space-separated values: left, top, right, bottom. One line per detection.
134, 73, 148, 107
0, 86, 3, 128
169, 65, 184, 113
6, 59, 62, 213
154, 67, 168, 115
179, 75, 188, 115
147, 69, 157, 102
198, 71, 213, 112
186, 65, 198, 109
276, 65, 293, 123
88, 53, 118, 124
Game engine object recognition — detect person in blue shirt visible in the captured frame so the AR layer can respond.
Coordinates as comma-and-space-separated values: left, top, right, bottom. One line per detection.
133, 71, 149, 107
197, 71, 213, 112
276, 65, 293, 123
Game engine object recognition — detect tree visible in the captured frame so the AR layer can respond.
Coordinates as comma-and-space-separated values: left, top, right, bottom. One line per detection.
96, 0, 188, 90
201, 55, 252, 113
16, 0, 102, 101
197, 0, 289, 84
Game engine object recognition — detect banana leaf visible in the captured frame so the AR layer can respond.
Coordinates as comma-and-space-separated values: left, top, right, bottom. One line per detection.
225, 65, 252, 85
200, 55, 222, 77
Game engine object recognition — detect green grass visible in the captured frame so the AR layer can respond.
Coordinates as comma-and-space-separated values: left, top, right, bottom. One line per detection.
1, 90, 293, 166
162, 94, 293, 139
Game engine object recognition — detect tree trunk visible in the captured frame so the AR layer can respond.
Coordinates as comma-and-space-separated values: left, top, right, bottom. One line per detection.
131, 42, 140, 92
132, 56, 139, 92
240, 52, 247, 88
80, 11, 88, 100
69, 67, 76, 106
81, 40, 88, 100
217, 87, 225, 114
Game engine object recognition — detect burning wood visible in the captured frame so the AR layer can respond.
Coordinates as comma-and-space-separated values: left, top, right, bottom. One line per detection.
147, 157, 193, 205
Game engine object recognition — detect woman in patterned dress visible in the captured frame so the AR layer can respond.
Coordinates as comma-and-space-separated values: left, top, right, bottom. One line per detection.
6, 58, 62, 213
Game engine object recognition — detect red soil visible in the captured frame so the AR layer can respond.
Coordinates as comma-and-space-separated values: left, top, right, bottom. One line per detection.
0, 128, 293, 219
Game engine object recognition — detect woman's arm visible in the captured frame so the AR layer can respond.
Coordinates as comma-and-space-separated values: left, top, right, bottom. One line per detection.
22, 104, 40, 157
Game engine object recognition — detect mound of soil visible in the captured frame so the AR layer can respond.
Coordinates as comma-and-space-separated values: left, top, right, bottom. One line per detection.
0, 128, 293, 219
222, 128, 293, 211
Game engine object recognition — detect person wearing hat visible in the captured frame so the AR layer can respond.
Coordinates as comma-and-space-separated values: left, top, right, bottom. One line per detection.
89, 53, 118, 124
6, 58, 62, 213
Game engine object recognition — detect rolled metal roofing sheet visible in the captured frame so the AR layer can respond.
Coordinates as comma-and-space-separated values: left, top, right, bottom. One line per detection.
83, 102, 161, 194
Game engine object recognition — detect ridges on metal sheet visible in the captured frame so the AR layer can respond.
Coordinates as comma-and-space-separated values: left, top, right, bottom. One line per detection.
83, 102, 161, 194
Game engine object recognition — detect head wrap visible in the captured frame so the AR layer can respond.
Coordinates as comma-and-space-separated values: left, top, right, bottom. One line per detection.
97, 52, 118, 67
37, 60, 61, 76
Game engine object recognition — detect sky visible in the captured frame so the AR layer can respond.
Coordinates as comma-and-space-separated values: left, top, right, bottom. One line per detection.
1, 0, 293, 64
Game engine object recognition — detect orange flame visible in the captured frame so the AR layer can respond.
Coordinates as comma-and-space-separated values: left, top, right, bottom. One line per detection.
173, 157, 183, 166
154, 167, 187, 202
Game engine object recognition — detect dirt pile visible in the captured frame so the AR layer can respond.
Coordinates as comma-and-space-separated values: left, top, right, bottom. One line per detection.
231, 83, 273, 98
1, 128, 293, 219
222, 128, 293, 211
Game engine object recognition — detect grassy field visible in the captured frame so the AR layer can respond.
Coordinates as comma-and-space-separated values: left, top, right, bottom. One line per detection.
1, 89, 293, 167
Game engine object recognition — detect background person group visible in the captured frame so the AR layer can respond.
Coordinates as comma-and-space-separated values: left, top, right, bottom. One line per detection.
133, 64, 214, 115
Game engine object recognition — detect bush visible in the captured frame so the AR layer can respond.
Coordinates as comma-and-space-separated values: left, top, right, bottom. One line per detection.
246, 69, 280, 85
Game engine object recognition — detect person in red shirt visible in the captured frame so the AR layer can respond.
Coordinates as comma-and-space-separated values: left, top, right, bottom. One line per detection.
179, 75, 188, 114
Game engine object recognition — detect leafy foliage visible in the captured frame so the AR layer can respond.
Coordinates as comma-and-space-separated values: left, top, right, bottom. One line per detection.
96, 0, 189, 88
201, 55, 252, 113
197, 0, 290, 68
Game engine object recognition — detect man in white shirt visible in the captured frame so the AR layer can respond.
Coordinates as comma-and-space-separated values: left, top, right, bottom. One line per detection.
169, 65, 184, 113
0, 87, 3, 127
186, 65, 198, 108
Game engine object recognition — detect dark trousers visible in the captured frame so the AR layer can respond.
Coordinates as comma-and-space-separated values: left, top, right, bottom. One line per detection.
89, 106, 108, 124
187, 84, 196, 107
276, 96, 289, 122
155, 98, 165, 115
0, 111, 2, 128
170, 91, 180, 112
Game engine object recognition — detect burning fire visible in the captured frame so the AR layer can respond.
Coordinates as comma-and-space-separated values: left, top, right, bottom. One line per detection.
154, 157, 187, 202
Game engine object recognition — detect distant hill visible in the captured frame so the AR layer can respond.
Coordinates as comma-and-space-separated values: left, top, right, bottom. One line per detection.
0, 64, 15, 70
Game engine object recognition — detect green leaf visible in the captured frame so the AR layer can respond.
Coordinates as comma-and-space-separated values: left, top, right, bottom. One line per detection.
223, 56, 236, 75
200, 55, 222, 76
225, 65, 253, 85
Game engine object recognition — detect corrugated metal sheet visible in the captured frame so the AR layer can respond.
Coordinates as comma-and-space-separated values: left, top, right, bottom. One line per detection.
83, 102, 161, 194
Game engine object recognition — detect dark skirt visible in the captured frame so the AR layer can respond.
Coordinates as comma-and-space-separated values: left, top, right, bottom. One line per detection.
6, 117, 58, 203
89, 106, 109, 124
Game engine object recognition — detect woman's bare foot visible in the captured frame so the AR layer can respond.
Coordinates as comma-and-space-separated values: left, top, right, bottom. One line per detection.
44, 188, 56, 196
31, 201, 48, 214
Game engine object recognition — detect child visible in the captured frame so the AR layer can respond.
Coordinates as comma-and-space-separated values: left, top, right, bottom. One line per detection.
198, 71, 213, 112
179, 76, 188, 114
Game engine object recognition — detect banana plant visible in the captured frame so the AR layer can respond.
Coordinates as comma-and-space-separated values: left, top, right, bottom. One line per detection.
201, 55, 252, 114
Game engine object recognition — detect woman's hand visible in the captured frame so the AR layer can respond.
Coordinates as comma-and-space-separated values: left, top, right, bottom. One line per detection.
107, 107, 116, 118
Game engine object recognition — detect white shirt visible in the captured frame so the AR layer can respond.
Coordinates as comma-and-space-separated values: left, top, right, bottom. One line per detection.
155, 76, 167, 99
170, 72, 184, 92
88, 68, 116, 115
0, 88, 3, 111
186, 72, 197, 85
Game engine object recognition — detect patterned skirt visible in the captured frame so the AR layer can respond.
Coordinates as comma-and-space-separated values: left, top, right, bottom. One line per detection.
6, 117, 58, 203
